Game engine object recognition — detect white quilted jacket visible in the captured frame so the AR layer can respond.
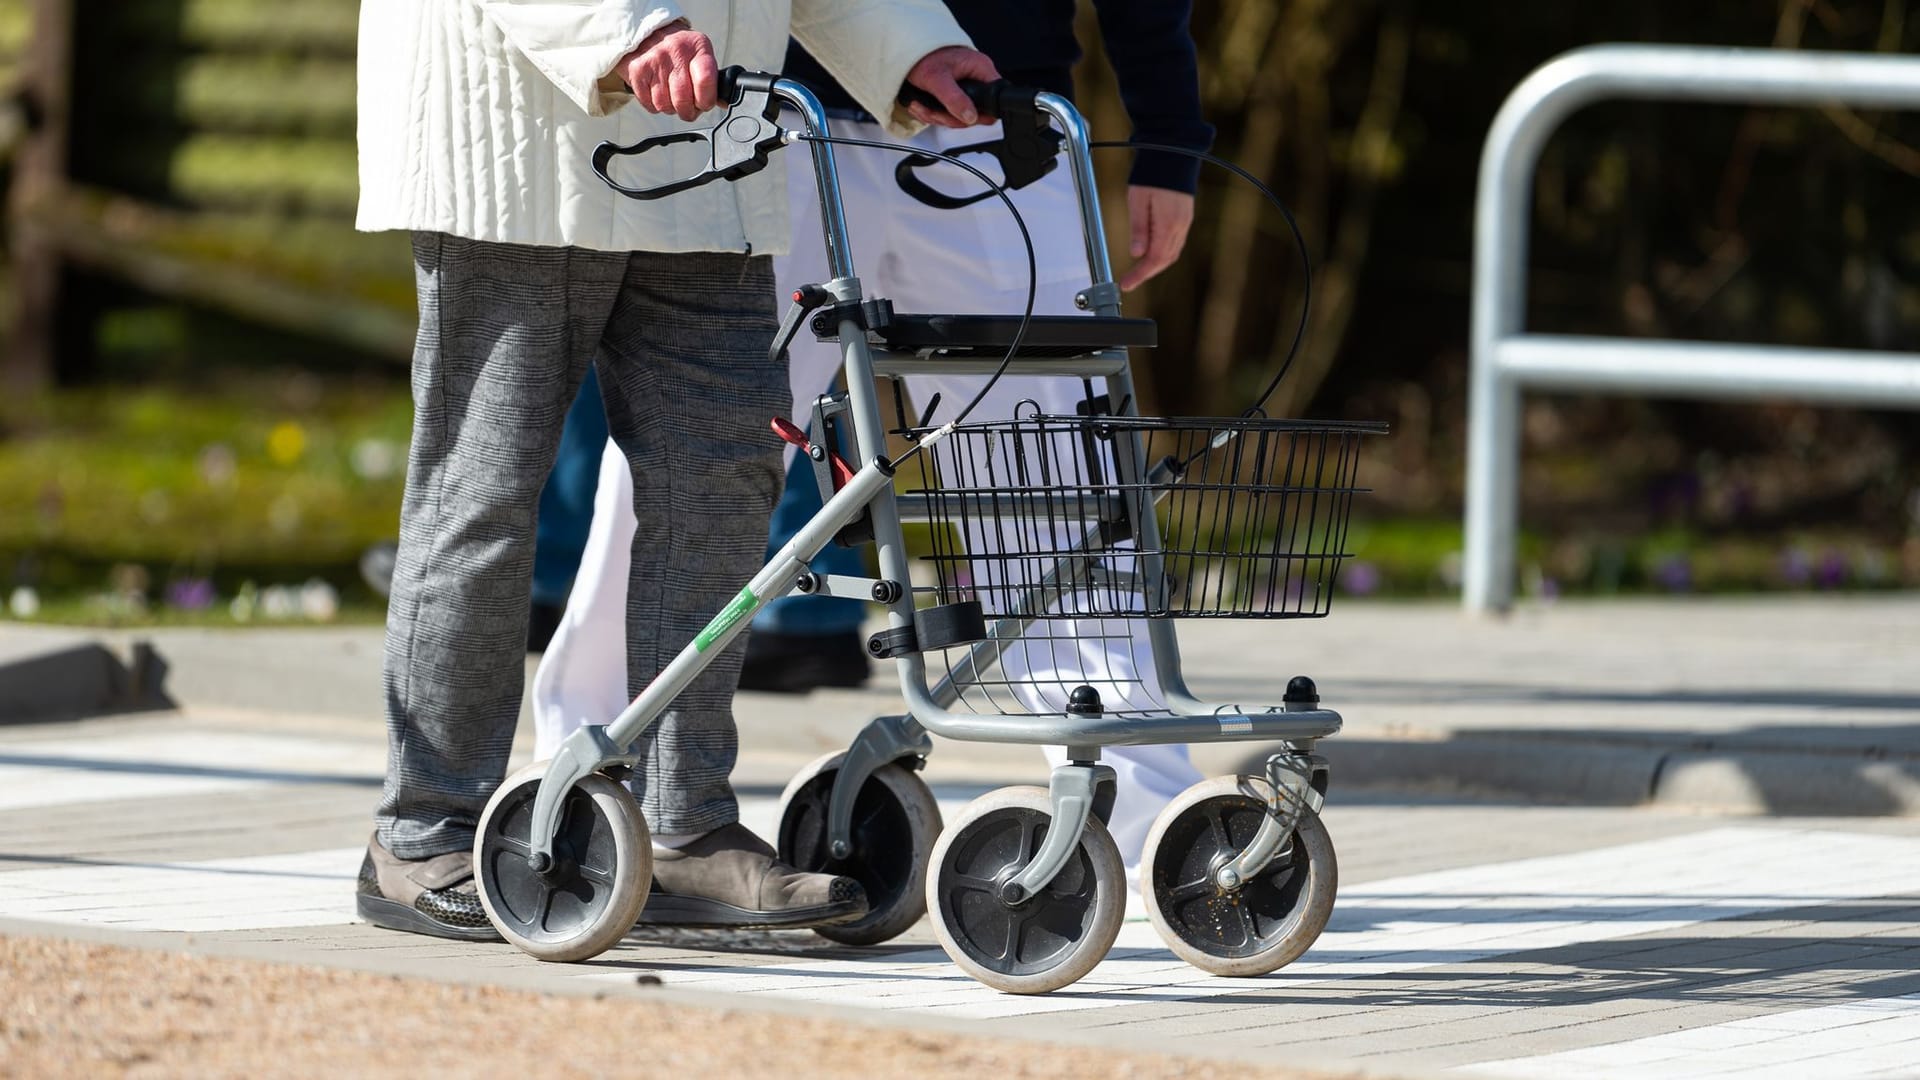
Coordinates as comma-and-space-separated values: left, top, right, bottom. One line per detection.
356, 1, 970, 254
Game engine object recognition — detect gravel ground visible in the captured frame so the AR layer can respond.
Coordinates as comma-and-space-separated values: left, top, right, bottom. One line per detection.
0, 935, 1351, 1079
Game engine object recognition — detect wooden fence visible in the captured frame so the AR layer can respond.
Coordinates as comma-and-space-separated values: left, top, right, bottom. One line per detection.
4, 0, 413, 389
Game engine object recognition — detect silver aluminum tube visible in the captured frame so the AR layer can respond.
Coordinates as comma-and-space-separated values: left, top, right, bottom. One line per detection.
773, 79, 855, 282
1034, 92, 1116, 306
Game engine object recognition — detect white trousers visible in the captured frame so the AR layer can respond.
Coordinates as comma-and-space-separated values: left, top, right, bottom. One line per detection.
530, 119, 1201, 877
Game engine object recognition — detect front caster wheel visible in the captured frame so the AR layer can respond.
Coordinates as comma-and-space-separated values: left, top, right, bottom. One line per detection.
926, 785, 1125, 994
776, 750, 942, 946
1141, 774, 1337, 978
474, 761, 651, 963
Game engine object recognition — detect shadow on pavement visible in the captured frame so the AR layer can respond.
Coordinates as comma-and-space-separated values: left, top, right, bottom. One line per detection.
1227, 713, 1920, 816
0, 641, 175, 724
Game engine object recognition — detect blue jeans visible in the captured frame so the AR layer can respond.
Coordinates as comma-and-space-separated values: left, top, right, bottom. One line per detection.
532, 366, 609, 609
753, 448, 866, 635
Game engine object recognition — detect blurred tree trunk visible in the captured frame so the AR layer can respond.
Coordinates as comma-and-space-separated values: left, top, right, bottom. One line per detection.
1077, 0, 1410, 418
1266, 3, 1410, 419
7, 0, 75, 392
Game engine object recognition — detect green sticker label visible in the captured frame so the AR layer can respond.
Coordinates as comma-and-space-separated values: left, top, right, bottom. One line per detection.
694, 586, 758, 652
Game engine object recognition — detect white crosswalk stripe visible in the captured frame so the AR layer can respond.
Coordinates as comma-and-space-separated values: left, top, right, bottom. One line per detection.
0, 848, 361, 932
6, 813, 1920, 1021
1468, 993, 1920, 1078
572, 826, 1920, 1021
0, 731, 378, 812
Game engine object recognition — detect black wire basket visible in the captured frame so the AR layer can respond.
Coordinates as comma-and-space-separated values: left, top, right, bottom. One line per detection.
907, 413, 1386, 620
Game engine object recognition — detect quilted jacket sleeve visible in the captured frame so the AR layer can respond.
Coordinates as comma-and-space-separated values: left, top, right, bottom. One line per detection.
471, 0, 686, 117
789, 0, 973, 137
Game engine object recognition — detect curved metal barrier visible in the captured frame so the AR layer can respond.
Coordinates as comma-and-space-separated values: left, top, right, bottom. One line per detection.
1464, 44, 1920, 613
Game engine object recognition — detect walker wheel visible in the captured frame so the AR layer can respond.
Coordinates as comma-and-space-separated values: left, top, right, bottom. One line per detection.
926, 785, 1124, 994
776, 750, 942, 946
474, 761, 651, 963
1141, 774, 1336, 978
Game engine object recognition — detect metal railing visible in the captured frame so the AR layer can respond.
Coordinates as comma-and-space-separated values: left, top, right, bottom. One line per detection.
1463, 44, 1920, 613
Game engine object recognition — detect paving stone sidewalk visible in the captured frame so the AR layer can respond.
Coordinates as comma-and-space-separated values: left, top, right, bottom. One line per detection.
3, 710, 1920, 1075
3, 597, 1919, 1076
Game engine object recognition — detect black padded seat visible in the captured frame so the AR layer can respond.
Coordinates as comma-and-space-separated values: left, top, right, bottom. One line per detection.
814, 313, 1157, 358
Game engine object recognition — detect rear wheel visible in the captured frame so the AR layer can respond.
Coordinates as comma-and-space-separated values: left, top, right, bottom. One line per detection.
776, 750, 941, 946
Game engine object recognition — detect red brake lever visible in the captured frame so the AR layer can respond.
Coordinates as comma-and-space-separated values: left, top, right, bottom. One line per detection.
770, 417, 855, 491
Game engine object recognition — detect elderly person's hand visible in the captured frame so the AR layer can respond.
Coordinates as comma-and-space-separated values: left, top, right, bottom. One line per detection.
902, 46, 1002, 128
1118, 185, 1194, 291
618, 20, 720, 122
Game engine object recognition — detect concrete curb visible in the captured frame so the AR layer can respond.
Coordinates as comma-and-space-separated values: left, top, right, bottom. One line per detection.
1333, 736, 1920, 817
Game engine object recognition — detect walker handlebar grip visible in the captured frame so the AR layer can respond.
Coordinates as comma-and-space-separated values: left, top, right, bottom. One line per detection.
891, 79, 1063, 210
896, 78, 1014, 121
718, 66, 778, 107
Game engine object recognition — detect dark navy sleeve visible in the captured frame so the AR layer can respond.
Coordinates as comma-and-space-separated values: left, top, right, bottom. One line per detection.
1088, 0, 1215, 192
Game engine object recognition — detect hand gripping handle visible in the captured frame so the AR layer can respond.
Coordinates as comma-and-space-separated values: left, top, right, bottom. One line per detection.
591, 67, 786, 201
892, 79, 1062, 209
896, 78, 1012, 121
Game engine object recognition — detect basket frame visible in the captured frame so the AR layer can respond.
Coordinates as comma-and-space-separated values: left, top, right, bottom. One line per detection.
905, 412, 1386, 622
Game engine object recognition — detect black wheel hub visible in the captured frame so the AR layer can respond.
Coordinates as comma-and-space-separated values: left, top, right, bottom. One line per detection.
778, 767, 918, 923
936, 807, 1097, 977
479, 777, 625, 943
1151, 795, 1310, 960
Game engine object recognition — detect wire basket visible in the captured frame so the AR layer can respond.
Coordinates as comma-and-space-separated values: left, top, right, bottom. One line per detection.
907, 413, 1385, 619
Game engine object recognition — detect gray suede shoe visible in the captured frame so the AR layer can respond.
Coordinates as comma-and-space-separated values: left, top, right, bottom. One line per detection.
356, 833, 502, 942
640, 823, 868, 929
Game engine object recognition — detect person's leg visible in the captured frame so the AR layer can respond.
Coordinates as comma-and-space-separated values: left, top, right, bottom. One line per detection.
594, 250, 786, 836
530, 439, 635, 760
366, 233, 622, 938
529, 366, 611, 650
593, 248, 864, 927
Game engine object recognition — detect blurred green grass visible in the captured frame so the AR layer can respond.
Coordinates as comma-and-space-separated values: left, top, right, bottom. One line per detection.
3, 379, 1913, 630
2, 377, 408, 623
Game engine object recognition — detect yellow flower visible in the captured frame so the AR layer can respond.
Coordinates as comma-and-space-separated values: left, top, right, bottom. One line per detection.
267, 422, 307, 466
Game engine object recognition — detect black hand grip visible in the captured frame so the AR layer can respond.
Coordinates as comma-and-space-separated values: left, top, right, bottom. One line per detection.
718, 65, 778, 107
897, 78, 1010, 120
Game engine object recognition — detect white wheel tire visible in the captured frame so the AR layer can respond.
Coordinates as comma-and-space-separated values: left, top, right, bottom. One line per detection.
926, 785, 1126, 995
1140, 774, 1336, 978
474, 761, 651, 963
775, 750, 942, 947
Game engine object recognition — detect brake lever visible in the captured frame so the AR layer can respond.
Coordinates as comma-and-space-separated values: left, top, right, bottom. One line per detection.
592, 68, 787, 201
894, 81, 1062, 209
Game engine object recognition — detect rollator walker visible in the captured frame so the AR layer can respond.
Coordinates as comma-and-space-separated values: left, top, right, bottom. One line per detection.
471, 70, 1384, 994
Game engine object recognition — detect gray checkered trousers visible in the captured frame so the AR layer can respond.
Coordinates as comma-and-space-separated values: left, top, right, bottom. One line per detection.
375, 233, 785, 859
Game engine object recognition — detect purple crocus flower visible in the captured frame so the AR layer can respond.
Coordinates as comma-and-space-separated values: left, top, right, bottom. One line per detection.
1815, 549, 1848, 590
1779, 548, 1812, 588
1339, 561, 1381, 597
1654, 554, 1692, 593
166, 577, 217, 611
